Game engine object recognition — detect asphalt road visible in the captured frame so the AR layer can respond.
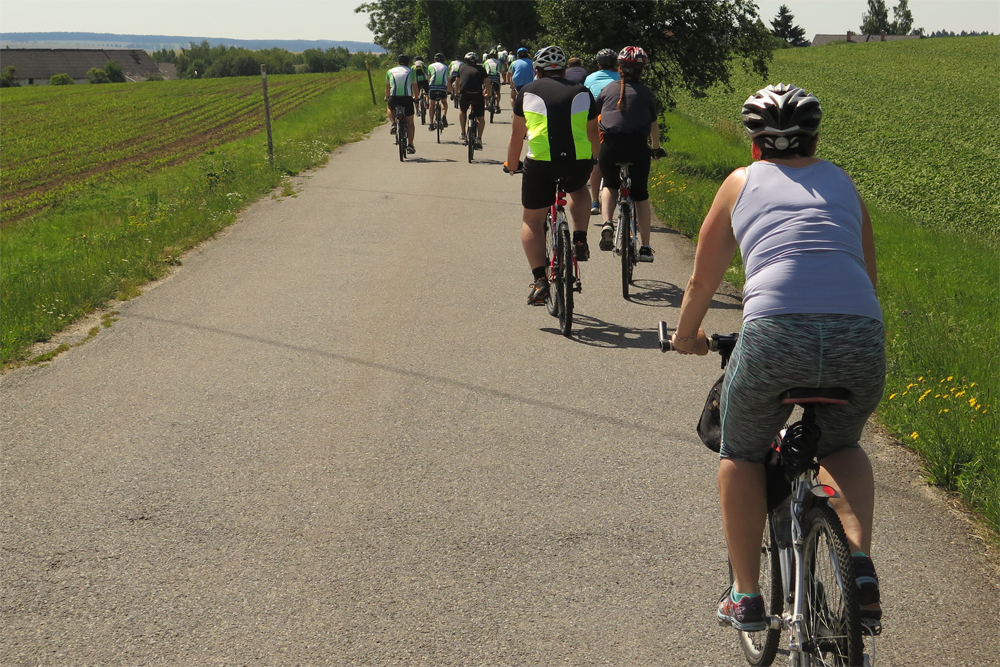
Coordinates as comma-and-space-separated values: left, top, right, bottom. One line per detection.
3, 109, 997, 666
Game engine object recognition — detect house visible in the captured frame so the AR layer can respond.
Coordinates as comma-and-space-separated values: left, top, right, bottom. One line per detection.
811, 31, 921, 46
0, 48, 166, 84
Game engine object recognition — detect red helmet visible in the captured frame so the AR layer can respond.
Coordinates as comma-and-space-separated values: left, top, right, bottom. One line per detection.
617, 46, 648, 65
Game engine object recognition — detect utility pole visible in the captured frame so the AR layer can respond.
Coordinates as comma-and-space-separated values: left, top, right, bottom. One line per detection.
261, 64, 274, 166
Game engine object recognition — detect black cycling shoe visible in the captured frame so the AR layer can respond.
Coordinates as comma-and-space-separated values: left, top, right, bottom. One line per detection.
574, 240, 590, 262
527, 277, 549, 305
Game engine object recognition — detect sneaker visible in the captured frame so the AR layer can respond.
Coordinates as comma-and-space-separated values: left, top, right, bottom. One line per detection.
590, 201, 600, 215
599, 223, 614, 251
717, 587, 767, 632
429, 122, 436, 131
574, 240, 590, 262
406, 144, 415, 154
475, 138, 483, 150
442, 118, 449, 128
527, 277, 549, 305
853, 555, 882, 622
460, 133, 467, 144
638, 245, 654, 262
390, 125, 397, 135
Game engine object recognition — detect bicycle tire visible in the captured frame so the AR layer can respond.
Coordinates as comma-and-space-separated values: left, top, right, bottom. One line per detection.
619, 201, 633, 299
729, 516, 781, 667
398, 117, 407, 162
420, 97, 427, 124
436, 106, 442, 144
467, 119, 475, 163
544, 215, 559, 317
801, 504, 863, 667
558, 222, 573, 337
489, 99, 495, 124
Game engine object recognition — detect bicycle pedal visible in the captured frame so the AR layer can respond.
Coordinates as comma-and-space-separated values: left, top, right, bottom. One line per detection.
574, 280, 582, 293
861, 619, 882, 636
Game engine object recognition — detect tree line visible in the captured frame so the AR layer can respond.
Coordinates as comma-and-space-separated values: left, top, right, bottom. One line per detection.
150, 41, 393, 79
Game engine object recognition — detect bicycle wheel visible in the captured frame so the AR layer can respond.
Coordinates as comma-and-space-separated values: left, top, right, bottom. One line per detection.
558, 222, 573, 337
467, 121, 475, 163
729, 516, 781, 667
436, 107, 442, 144
618, 201, 634, 299
398, 118, 407, 162
420, 97, 427, 124
801, 504, 863, 667
489, 99, 495, 124
544, 214, 559, 318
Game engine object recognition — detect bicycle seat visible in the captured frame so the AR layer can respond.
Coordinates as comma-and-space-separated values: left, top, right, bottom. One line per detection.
780, 387, 850, 405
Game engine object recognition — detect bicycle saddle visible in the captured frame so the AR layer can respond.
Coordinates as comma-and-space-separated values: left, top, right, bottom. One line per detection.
780, 387, 850, 405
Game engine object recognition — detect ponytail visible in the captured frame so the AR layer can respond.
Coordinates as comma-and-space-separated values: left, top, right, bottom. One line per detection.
616, 64, 642, 112
616, 76, 627, 111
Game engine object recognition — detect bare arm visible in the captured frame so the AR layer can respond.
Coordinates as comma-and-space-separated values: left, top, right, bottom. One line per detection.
673, 168, 744, 354
587, 118, 600, 161
507, 114, 526, 172
650, 120, 661, 151
859, 197, 877, 292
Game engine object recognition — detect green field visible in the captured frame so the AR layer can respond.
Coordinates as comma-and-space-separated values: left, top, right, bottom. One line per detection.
673, 36, 999, 241
1, 73, 385, 364
1, 73, 358, 223
649, 36, 999, 533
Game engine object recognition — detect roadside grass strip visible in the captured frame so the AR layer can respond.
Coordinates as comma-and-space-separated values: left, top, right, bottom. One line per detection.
1, 74, 385, 365
650, 108, 999, 535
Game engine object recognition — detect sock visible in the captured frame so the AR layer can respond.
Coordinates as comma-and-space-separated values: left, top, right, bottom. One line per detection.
852, 551, 869, 558
531, 266, 547, 281
573, 230, 587, 244
731, 588, 761, 602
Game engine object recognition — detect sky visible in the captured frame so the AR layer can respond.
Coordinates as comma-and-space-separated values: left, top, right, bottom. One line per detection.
1, 0, 997, 43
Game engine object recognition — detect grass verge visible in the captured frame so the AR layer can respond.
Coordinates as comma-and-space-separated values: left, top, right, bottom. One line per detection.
650, 111, 999, 535
1, 74, 385, 365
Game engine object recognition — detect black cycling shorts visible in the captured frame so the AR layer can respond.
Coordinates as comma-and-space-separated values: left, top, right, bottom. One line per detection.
521, 158, 593, 210
460, 93, 485, 118
417, 80, 429, 93
599, 133, 651, 201
388, 95, 415, 117
429, 88, 448, 101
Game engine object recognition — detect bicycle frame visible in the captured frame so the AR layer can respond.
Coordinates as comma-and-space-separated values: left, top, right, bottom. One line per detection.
613, 163, 639, 298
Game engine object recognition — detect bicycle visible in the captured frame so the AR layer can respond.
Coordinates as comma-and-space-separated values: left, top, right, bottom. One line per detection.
418, 90, 429, 125
465, 113, 477, 163
544, 178, 580, 336
394, 105, 408, 162
612, 162, 638, 300
488, 87, 501, 124
432, 98, 443, 144
658, 325, 875, 667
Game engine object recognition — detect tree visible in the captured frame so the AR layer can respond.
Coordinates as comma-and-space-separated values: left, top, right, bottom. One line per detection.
49, 73, 75, 85
536, 0, 773, 113
860, 0, 890, 34
104, 61, 127, 83
890, 0, 913, 35
0, 66, 19, 87
770, 5, 809, 46
87, 67, 111, 84
150, 48, 177, 63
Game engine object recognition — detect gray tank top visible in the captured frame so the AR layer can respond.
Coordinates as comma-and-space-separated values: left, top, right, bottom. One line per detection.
731, 160, 882, 323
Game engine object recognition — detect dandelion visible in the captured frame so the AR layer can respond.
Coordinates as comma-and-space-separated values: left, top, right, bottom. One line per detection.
888, 393, 898, 400
947, 376, 953, 381
956, 390, 966, 397
910, 432, 919, 439
970, 382, 977, 388
918, 376, 924, 382
938, 409, 950, 414
918, 389, 932, 403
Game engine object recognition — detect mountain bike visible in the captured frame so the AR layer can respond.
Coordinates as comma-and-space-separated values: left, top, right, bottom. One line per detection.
612, 162, 639, 300
394, 105, 408, 162
418, 90, 428, 125
658, 325, 874, 667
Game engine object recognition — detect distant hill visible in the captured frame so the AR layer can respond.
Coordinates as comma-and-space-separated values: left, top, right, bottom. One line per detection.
0, 32, 384, 53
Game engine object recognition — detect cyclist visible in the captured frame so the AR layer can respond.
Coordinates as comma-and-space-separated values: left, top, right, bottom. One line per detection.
385, 54, 418, 155
584, 48, 620, 214
413, 57, 429, 99
564, 56, 588, 84
508, 47, 535, 111
595, 46, 664, 262
483, 51, 503, 114
448, 55, 463, 107
457, 52, 490, 150
670, 84, 884, 631
496, 45, 509, 84
427, 53, 451, 130
505, 45, 600, 305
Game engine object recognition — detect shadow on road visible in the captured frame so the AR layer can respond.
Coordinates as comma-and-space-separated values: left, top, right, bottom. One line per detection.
541, 314, 660, 349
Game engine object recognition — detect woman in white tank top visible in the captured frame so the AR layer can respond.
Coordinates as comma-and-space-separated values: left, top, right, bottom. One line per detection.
671, 84, 886, 631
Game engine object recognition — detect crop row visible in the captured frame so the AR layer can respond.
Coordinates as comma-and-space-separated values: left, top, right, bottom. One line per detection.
0, 73, 354, 223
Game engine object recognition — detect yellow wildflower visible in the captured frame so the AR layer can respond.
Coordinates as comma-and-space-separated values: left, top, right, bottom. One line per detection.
918, 390, 932, 403
970, 382, 976, 387
889, 393, 898, 400
910, 432, 919, 439
947, 376, 953, 381
956, 391, 966, 397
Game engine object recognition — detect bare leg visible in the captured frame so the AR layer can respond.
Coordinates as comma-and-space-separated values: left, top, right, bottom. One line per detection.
818, 447, 875, 554
567, 186, 591, 233
459, 110, 468, 136
719, 459, 767, 594
601, 185, 617, 224
476, 116, 485, 140
636, 199, 652, 246
407, 116, 416, 146
521, 207, 548, 269
589, 164, 602, 206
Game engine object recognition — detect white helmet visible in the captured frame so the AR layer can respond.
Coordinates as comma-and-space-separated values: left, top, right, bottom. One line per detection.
533, 45, 567, 71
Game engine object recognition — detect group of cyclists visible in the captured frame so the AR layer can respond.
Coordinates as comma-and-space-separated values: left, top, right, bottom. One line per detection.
387, 44, 886, 640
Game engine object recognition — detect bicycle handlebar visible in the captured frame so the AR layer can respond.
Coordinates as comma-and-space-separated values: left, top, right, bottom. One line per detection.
502, 160, 524, 174
657, 321, 738, 354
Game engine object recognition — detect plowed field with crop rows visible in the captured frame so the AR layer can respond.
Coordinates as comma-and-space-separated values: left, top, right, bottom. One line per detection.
1, 73, 359, 223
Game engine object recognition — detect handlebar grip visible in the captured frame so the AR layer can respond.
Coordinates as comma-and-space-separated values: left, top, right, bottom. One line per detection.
658, 321, 674, 352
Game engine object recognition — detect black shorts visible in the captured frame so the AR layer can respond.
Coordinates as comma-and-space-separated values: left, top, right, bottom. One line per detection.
460, 93, 485, 118
389, 96, 415, 117
521, 158, 593, 209
429, 88, 448, 101
599, 133, 651, 201
417, 80, 429, 93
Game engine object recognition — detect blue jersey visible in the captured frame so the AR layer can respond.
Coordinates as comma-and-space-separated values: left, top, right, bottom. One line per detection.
510, 57, 535, 88
584, 69, 620, 99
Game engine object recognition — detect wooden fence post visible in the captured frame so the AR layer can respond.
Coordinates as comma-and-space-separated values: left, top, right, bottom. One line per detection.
260, 64, 274, 166
365, 58, 378, 107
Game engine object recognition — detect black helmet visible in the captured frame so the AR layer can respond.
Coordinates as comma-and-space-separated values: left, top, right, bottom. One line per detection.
434, 52, 445, 62
742, 84, 822, 151
596, 48, 616, 68
397, 54, 411, 66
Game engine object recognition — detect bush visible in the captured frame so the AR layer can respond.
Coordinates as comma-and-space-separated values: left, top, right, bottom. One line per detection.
145, 72, 164, 82
49, 73, 75, 85
104, 61, 127, 83
87, 67, 110, 84
1, 66, 20, 87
